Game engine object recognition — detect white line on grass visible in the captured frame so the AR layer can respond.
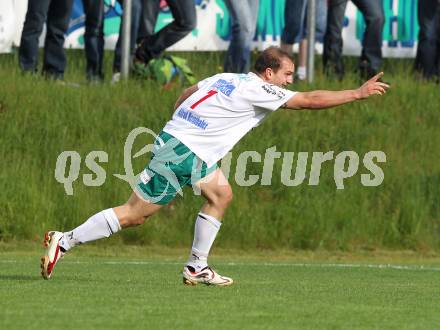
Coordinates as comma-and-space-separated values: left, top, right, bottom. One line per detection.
2, 259, 438, 272
101, 261, 440, 272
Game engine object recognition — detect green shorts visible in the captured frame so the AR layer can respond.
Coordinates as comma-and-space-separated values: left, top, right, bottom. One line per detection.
135, 131, 217, 205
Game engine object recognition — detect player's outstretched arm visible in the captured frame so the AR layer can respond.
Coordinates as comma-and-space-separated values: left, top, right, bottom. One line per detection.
285, 72, 390, 110
174, 85, 198, 110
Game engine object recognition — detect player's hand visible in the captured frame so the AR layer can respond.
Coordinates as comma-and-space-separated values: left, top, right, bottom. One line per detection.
357, 72, 390, 99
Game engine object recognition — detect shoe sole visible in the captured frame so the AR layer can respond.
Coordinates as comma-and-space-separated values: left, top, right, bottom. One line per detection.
182, 277, 233, 287
183, 278, 198, 286
40, 255, 50, 280
40, 232, 51, 280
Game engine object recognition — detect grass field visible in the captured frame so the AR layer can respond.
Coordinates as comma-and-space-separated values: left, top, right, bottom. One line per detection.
1, 245, 439, 329
1, 47, 439, 329
1, 50, 439, 251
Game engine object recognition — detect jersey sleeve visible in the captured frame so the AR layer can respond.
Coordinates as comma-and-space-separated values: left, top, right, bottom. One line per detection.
245, 82, 297, 111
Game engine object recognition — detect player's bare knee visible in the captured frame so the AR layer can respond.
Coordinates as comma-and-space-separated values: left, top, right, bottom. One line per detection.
222, 186, 233, 206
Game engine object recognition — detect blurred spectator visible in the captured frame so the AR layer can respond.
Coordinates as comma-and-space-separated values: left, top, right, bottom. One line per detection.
223, 0, 259, 73
135, 0, 196, 65
323, 0, 384, 80
113, 0, 157, 81
281, 0, 305, 57
82, 0, 105, 82
138, 0, 161, 41
19, 0, 74, 80
281, 0, 327, 80
414, 0, 440, 81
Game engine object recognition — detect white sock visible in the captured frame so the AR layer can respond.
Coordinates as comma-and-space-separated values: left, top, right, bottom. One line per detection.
186, 212, 222, 272
297, 66, 306, 80
59, 208, 121, 252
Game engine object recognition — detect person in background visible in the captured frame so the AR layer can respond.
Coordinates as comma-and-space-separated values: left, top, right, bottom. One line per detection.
280, 0, 306, 57
414, 0, 440, 81
112, 0, 157, 82
19, 0, 74, 80
323, 0, 384, 81
223, 0, 259, 73
281, 0, 327, 81
134, 0, 196, 66
82, 0, 105, 82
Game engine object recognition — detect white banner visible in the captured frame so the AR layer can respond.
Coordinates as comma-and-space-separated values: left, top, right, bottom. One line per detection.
0, 0, 17, 53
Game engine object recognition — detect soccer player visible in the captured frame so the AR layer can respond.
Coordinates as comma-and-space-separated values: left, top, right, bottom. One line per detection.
41, 47, 389, 285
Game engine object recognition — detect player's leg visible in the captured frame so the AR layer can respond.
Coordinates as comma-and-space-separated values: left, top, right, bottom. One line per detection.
42, 0, 73, 79
82, 0, 105, 81
19, 0, 51, 73
280, 0, 307, 57
135, 0, 196, 64
223, 0, 259, 73
415, 0, 440, 79
323, 0, 347, 80
61, 192, 161, 249
41, 130, 189, 279
183, 168, 234, 286
354, 0, 384, 79
41, 192, 161, 279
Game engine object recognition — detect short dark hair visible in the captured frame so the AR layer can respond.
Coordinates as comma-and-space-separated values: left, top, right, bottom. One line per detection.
254, 46, 292, 74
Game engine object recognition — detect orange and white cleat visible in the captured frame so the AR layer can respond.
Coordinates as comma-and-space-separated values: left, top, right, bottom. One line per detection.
182, 266, 233, 286
41, 231, 65, 280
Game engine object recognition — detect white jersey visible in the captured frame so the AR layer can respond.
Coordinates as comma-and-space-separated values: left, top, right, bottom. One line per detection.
162, 72, 297, 167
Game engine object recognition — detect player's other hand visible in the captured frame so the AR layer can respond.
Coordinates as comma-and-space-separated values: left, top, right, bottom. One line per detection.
357, 72, 390, 99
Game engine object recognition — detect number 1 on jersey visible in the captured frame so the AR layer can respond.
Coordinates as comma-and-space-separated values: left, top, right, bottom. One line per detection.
190, 90, 218, 109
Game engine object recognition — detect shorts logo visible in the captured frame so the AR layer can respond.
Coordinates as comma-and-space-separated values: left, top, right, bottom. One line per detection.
139, 170, 151, 184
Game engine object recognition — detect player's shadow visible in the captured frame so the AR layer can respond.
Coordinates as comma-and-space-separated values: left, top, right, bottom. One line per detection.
0, 274, 92, 281
0, 274, 41, 281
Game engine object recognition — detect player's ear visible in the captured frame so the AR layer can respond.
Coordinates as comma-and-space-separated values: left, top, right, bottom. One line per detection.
265, 68, 273, 80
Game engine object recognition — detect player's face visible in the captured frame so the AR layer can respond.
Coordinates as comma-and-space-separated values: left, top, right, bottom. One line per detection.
269, 58, 294, 88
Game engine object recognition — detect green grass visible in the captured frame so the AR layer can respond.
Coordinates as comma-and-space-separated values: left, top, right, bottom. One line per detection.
0, 50, 439, 251
1, 247, 439, 329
